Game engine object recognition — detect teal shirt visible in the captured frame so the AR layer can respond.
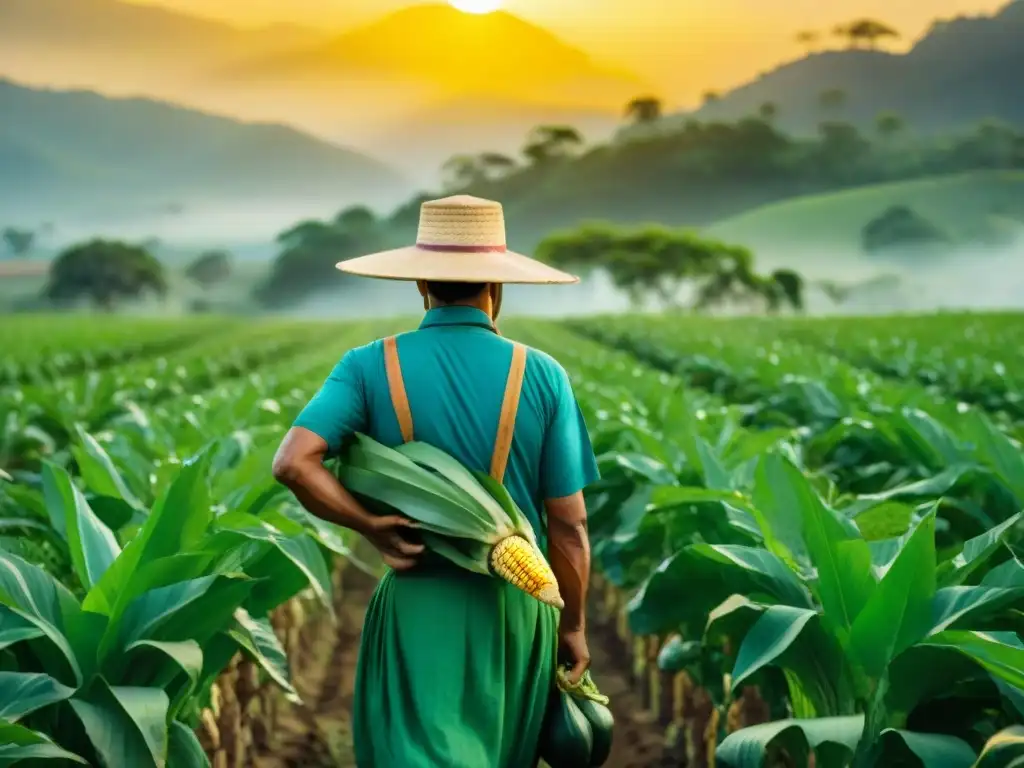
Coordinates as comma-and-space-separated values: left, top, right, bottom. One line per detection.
293, 306, 600, 541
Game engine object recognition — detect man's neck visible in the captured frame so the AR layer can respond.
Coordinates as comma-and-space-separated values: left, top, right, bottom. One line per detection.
429, 299, 493, 317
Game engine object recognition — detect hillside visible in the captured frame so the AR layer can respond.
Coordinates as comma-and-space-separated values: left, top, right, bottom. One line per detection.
640, 0, 1024, 137
0, 0, 321, 91
0, 79, 407, 216
225, 4, 642, 104
706, 171, 1024, 255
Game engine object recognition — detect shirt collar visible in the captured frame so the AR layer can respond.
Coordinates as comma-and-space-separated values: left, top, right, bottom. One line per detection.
419, 306, 496, 331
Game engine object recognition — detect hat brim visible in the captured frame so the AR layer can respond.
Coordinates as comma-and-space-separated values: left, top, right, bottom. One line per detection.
336, 246, 579, 285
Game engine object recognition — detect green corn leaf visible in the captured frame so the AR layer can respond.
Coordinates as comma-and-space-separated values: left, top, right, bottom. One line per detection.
929, 584, 1024, 635
71, 426, 146, 512
69, 680, 169, 768
85, 448, 213, 616
0, 721, 88, 765
922, 631, 1024, 692
167, 720, 211, 768
848, 510, 936, 677
0, 551, 82, 684
939, 513, 1023, 587
877, 729, 977, 768
42, 462, 120, 589
974, 726, 1024, 768
474, 471, 533, 540
228, 608, 297, 703
0, 607, 44, 651
396, 441, 511, 521
731, 605, 818, 690
338, 465, 495, 540
0, 672, 76, 721
715, 715, 863, 767
123, 639, 203, 701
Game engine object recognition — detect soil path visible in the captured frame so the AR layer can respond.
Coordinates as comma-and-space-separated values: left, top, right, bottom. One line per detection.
257, 569, 670, 767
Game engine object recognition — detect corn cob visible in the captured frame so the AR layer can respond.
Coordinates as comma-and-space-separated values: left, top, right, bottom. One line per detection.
490, 535, 564, 608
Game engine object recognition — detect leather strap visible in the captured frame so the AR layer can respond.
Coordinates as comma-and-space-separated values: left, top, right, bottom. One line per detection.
489, 343, 528, 483
383, 336, 414, 443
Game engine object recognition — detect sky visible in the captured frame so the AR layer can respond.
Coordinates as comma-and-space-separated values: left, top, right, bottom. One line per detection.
125, 0, 1009, 104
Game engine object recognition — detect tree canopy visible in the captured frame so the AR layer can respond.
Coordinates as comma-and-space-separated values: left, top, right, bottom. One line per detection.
185, 249, 232, 288
44, 240, 166, 310
2, 227, 35, 257
536, 224, 803, 313
254, 206, 390, 307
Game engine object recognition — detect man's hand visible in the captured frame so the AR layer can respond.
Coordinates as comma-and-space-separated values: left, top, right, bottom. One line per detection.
558, 622, 591, 685
365, 514, 424, 571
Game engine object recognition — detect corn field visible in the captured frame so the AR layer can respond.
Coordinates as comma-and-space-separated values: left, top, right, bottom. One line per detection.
1, 312, 1023, 767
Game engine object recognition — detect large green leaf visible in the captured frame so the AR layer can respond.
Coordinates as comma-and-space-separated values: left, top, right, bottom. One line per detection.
0, 721, 88, 765
924, 631, 1024, 692
730, 605, 818, 689
973, 726, 1024, 768
42, 462, 120, 589
0, 607, 44, 651
70, 680, 169, 768
71, 426, 146, 512
628, 543, 811, 636
848, 511, 936, 678
715, 715, 863, 767
84, 449, 213, 616
0, 672, 76, 721
167, 721, 211, 768
960, 412, 1024, 503
228, 609, 298, 703
751, 455, 812, 567
929, 585, 1024, 635
0, 551, 81, 683
939, 513, 1023, 588
878, 729, 977, 768
122, 639, 203, 700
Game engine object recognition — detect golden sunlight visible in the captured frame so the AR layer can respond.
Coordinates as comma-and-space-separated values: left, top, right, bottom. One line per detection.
448, 0, 503, 13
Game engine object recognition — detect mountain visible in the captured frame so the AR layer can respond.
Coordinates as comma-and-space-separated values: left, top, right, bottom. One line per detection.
0, 0, 324, 94
641, 0, 1024, 137
224, 3, 643, 104
0, 79, 407, 230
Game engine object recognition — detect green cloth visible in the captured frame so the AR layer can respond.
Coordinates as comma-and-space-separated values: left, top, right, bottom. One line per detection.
294, 306, 600, 768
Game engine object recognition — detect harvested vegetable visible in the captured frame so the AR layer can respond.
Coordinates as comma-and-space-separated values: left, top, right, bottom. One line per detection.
338, 433, 564, 608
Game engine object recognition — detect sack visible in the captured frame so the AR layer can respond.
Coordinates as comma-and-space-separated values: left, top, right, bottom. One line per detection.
538, 667, 615, 768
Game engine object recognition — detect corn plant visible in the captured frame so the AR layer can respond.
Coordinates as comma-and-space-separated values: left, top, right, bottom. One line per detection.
0, 445, 334, 767
629, 452, 1024, 766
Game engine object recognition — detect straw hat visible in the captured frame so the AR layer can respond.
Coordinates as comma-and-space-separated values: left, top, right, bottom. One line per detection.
336, 195, 578, 285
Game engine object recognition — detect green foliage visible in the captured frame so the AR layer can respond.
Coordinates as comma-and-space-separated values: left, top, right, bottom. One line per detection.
536, 224, 803, 313
254, 206, 390, 307
862, 205, 951, 254
2, 228, 35, 258
184, 251, 231, 289
44, 240, 166, 311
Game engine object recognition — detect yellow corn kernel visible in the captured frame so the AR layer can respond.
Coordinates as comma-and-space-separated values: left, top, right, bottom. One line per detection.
489, 535, 564, 608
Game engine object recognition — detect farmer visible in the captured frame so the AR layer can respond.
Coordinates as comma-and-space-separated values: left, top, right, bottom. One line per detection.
272, 195, 599, 768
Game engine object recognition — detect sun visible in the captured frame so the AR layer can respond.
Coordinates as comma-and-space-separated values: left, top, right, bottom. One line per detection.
448, 0, 502, 13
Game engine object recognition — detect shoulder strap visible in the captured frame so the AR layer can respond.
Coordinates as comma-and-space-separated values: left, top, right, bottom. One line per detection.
383, 336, 414, 443
489, 343, 528, 483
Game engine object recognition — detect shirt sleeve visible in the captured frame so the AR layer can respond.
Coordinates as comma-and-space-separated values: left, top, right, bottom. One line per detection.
539, 363, 600, 499
292, 350, 367, 455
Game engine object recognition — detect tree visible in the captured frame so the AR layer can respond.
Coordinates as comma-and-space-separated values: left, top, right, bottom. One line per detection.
875, 112, 905, 140
795, 30, 821, 53
536, 224, 798, 313
44, 240, 166, 311
758, 102, 779, 123
522, 125, 584, 165
766, 269, 804, 312
819, 88, 847, 113
844, 19, 900, 49
185, 249, 232, 289
478, 152, 517, 179
625, 96, 663, 125
862, 205, 950, 253
2, 228, 34, 257
256, 210, 389, 307
441, 154, 485, 190
702, 91, 721, 107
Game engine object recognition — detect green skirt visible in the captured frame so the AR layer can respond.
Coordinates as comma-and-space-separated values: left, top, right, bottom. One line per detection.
353, 562, 558, 767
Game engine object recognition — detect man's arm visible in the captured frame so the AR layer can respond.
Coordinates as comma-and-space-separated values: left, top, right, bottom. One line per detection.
272, 426, 423, 570
545, 491, 592, 683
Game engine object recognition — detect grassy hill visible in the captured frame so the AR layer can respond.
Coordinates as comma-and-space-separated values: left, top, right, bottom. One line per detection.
706, 171, 1024, 255
0, 79, 407, 215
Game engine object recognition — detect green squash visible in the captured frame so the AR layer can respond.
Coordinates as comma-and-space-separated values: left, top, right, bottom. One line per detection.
539, 668, 614, 768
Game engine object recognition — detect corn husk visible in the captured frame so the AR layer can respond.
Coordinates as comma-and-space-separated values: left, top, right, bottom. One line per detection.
338, 434, 562, 608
